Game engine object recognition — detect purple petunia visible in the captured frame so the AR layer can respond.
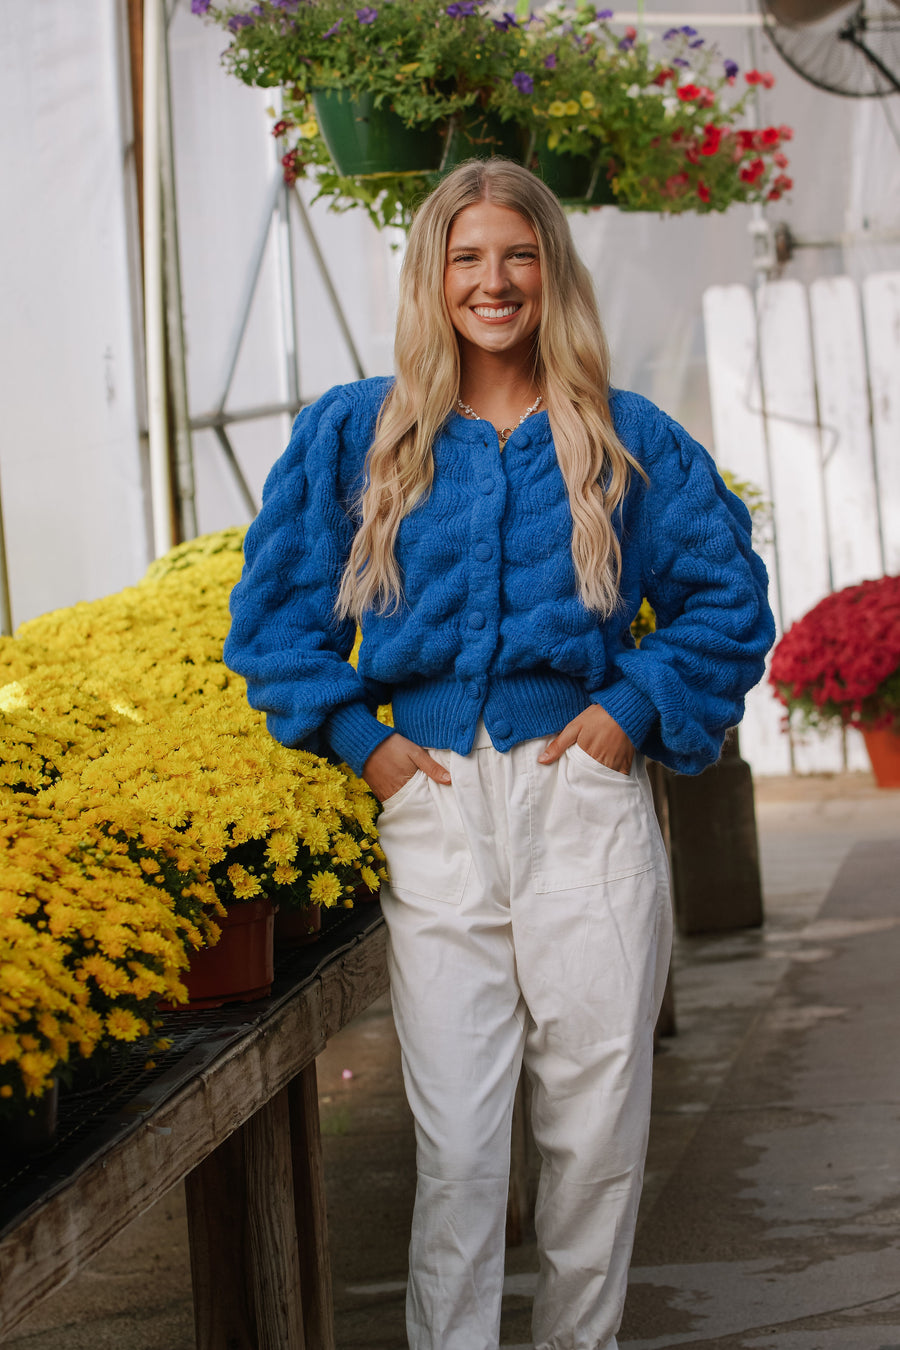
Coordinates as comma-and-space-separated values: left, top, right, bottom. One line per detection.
323, 17, 343, 35
227, 13, 254, 31
595, 7, 613, 17
673, 57, 689, 67
191, 0, 211, 14
724, 57, 739, 77
689, 37, 704, 48
544, 52, 557, 68
618, 35, 634, 50
512, 70, 534, 94
680, 25, 697, 35
356, 6, 378, 23
663, 27, 678, 39
447, 1, 476, 14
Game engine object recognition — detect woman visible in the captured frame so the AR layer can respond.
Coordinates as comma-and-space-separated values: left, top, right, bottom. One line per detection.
224, 158, 774, 1350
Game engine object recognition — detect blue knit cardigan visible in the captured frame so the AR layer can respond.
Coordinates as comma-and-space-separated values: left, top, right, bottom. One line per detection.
224, 377, 775, 778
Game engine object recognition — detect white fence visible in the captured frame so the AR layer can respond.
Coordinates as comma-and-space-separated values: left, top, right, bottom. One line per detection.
703, 272, 900, 776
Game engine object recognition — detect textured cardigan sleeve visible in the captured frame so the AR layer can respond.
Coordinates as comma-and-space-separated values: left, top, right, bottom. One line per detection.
593, 397, 776, 774
223, 385, 394, 777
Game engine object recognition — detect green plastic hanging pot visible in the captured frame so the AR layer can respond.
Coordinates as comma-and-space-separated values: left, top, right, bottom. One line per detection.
533, 140, 617, 207
441, 110, 530, 170
313, 89, 446, 178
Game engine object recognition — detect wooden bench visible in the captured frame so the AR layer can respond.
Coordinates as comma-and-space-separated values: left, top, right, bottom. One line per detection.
0, 906, 388, 1350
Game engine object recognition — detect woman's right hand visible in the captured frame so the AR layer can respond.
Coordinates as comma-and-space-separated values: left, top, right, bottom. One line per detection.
363, 733, 451, 805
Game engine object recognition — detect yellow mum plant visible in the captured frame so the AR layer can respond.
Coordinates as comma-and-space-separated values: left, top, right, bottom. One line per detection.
0, 529, 387, 1113
0, 795, 221, 1113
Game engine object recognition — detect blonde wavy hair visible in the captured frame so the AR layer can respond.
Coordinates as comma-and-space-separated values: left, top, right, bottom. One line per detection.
336, 158, 644, 620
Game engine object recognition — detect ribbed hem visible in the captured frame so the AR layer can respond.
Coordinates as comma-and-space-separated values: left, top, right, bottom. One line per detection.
324, 701, 395, 778
591, 679, 659, 749
391, 671, 592, 756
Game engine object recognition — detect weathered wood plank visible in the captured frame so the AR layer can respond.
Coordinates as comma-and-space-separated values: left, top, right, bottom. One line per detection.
809, 276, 882, 592
245, 1089, 306, 1350
0, 922, 387, 1338
863, 271, 900, 574
756, 279, 843, 775
320, 923, 389, 1038
185, 1127, 256, 1350
702, 282, 792, 778
289, 1061, 336, 1350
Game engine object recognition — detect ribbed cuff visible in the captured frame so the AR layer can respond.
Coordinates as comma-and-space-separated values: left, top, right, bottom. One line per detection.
324, 701, 395, 778
591, 679, 658, 750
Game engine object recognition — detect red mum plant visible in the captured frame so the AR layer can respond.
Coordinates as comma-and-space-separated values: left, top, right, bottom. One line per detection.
769, 576, 900, 734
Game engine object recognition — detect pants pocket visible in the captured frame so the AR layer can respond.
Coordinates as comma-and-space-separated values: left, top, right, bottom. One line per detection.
528, 745, 655, 894
376, 759, 472, 904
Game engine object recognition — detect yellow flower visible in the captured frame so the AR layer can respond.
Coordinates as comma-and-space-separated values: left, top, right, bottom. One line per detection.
308, 870, 342, 907
226, 864, 264, 901
548, 101, 567, 117
580, 90, 595, 109
297, 118, 319, 140
547, 129, 561, 150
564, 99, 579, 116
105, 1008, 145, 1042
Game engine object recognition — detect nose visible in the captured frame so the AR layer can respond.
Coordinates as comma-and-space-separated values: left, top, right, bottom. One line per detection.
480, 254, 511, 295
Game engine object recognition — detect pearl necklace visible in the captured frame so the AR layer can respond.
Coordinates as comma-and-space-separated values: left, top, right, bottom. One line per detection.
456, 393, 543, 446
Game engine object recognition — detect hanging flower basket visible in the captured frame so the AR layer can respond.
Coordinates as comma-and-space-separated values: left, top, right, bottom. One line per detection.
313, 91, 446, 178
533, 140, 617, 207
195, 3, 795, 230
441, 109, 530, 171
163, 898, 275, 1011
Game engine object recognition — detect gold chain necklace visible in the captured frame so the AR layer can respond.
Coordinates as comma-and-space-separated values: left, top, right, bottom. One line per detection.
456, 393, 543, 446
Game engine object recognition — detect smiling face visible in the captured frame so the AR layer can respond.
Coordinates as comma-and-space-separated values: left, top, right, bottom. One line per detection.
443, 200, 542, 363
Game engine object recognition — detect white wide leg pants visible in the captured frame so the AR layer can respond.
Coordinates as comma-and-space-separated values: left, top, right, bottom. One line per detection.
377, 724, 673, 1350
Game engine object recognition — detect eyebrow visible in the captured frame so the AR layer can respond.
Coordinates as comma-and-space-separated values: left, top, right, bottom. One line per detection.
447, 242, 538, 253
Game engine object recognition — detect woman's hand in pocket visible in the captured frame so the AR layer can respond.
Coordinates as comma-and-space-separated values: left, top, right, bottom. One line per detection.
537, 705, 634, 774
363, 733, 451, 805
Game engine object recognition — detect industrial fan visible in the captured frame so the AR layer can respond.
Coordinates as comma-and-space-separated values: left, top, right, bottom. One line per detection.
760, 0, 900, 95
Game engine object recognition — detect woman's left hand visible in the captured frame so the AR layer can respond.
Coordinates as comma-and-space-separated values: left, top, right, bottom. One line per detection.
537, 704, 635, 774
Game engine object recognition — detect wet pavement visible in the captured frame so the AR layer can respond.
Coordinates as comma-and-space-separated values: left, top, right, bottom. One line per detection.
3, 774, 899, 1350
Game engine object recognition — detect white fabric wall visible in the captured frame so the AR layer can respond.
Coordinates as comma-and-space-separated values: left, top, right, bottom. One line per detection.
167, 4, 403, 534
0, 0, 149, 628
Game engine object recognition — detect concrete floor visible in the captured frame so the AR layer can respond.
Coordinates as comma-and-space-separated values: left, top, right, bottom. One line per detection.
3, 774, 898, 1350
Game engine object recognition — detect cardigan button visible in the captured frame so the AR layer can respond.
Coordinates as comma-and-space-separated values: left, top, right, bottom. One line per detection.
494, 721, 512, 740
474, 542, 493, 562
467, 683, 481, 699
468, 611, 485, 630
482, 481, 494, 494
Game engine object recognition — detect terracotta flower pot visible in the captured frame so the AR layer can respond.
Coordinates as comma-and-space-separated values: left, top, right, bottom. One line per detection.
164, 898, 275, 1011
0, 1079, 59, 1159
861, 726, 900, 788
274, 903, 322, 947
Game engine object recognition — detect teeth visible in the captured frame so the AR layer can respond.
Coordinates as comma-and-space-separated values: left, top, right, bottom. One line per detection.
473, 305, 521, 318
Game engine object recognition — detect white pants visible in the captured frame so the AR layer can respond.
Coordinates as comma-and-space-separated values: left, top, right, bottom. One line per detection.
377, 725, 673, 1350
